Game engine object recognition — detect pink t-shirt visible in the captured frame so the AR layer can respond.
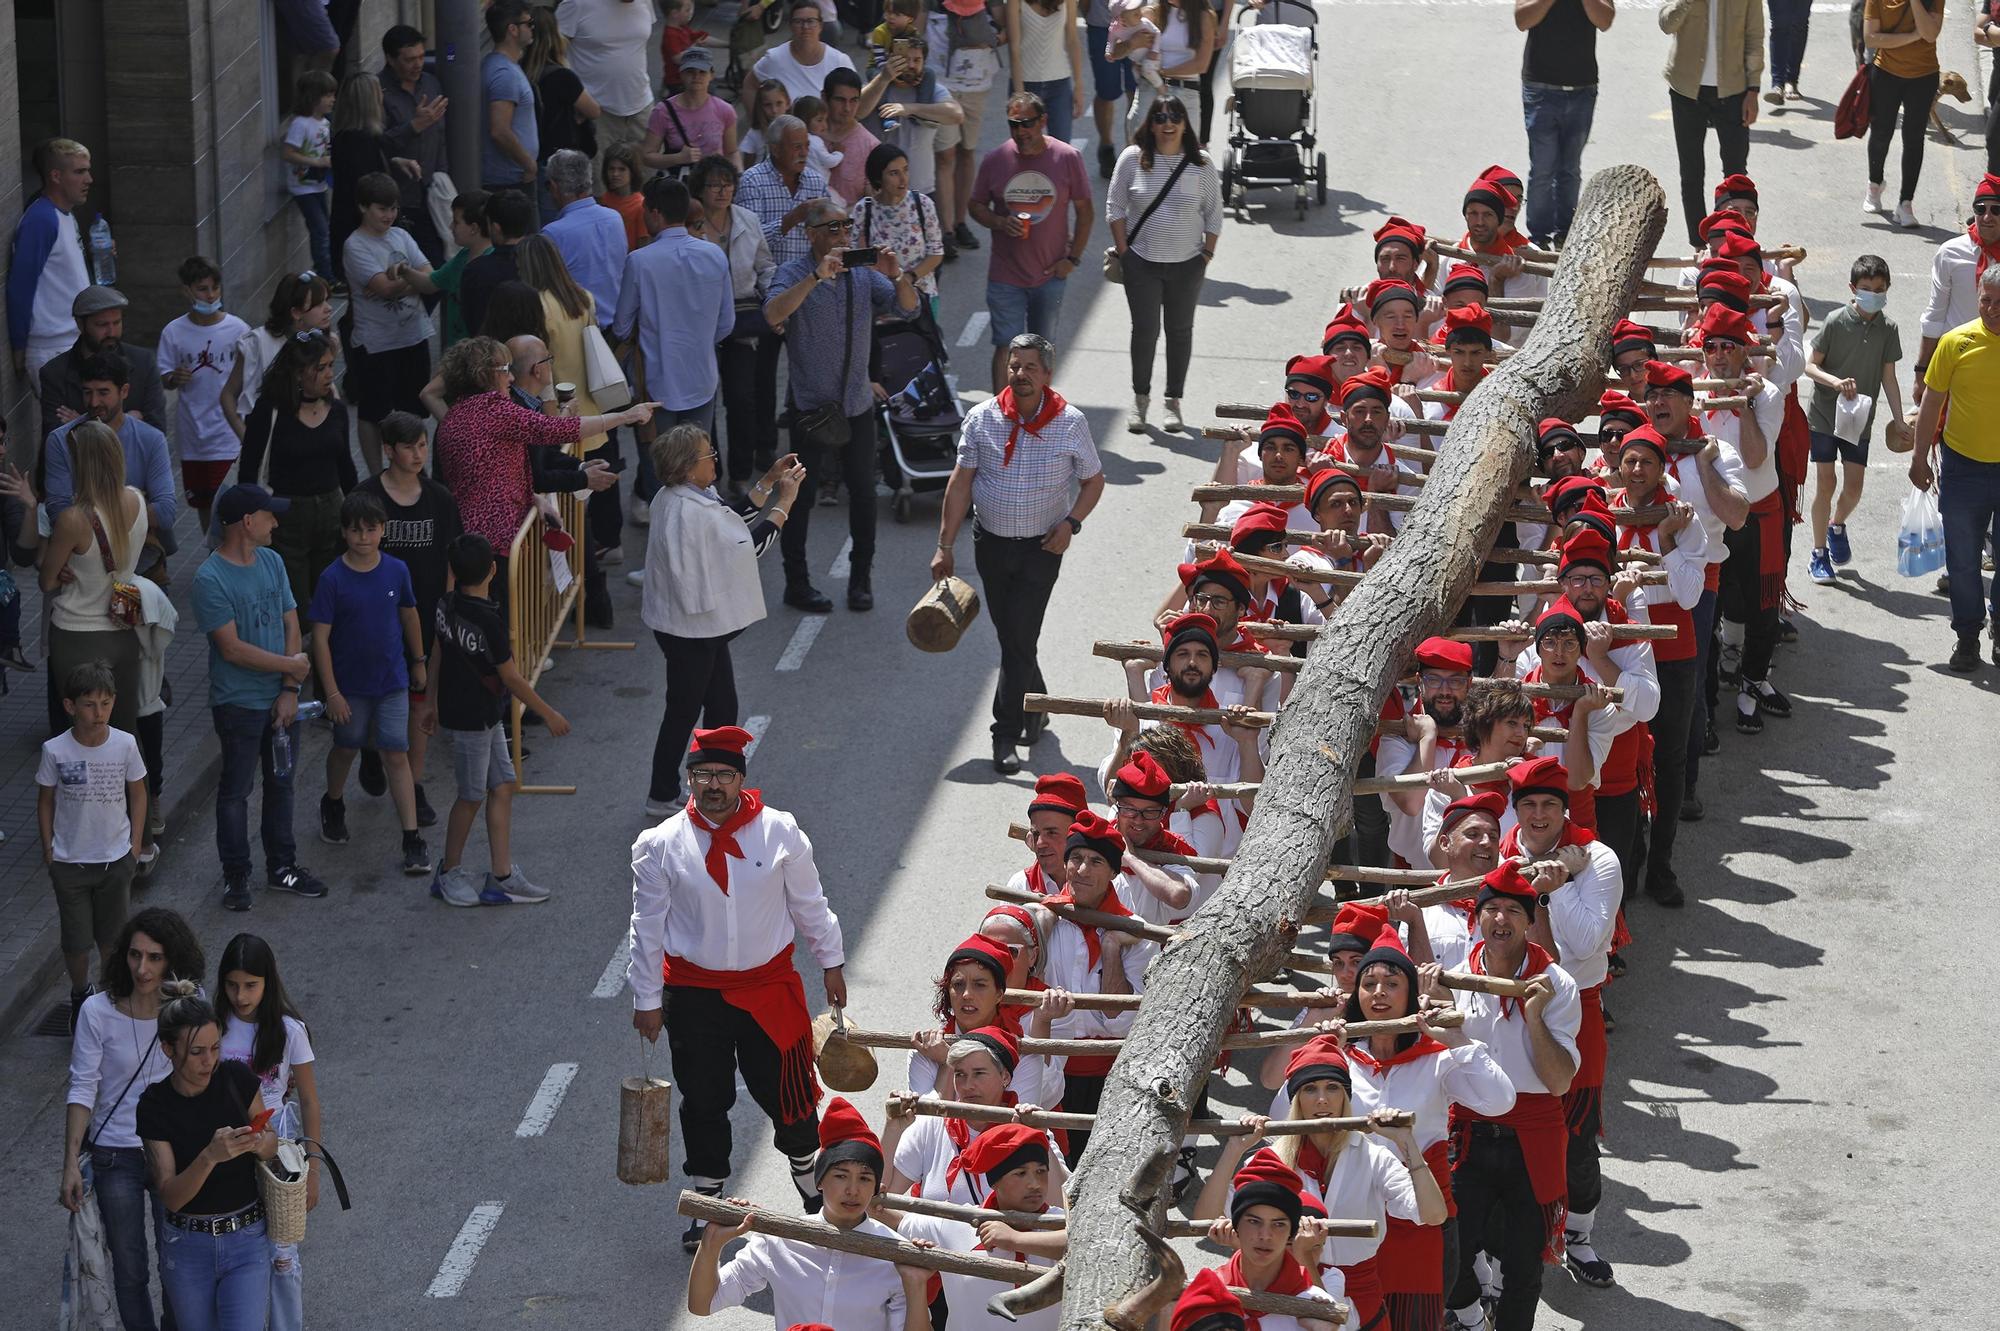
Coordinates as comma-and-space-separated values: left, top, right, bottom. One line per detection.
646, 94, 738, 159
822, 121, 880, 205
970, 138, 1092, 289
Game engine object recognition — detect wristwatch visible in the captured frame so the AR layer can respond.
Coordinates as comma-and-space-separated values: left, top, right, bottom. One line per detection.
1536, 892, 1552, 909
1063, 516, 1083, 535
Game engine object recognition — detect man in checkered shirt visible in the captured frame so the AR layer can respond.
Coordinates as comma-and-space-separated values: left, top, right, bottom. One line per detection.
933, 333, 1105, 774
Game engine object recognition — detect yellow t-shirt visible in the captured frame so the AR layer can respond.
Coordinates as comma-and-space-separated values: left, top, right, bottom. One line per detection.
1925, 319, 2000, 462
1866, 0, 1939, 80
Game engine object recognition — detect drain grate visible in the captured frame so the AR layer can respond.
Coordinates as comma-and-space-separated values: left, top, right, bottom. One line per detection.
33, 1002, 71, 1038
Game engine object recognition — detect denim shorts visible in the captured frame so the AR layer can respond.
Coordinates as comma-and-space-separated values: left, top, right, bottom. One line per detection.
987, 276, 1068, 347
1086, 24, 1138, 104
448, 724, 516, 802
331, 691, 410, 752
1808, 428, 1868, 467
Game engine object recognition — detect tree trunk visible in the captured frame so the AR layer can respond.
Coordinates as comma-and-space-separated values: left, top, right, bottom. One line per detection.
1052, 166, 1666, 1331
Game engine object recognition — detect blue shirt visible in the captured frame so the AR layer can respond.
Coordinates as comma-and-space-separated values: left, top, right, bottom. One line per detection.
307, 553, 416, 699
44, 413, 179, 535
613, 229, 734, 411
767, 260, 900, 416
481, 52, 539, 185
543, 198, 629, 328
736, 161, 830, 269
193, 547, 296, 709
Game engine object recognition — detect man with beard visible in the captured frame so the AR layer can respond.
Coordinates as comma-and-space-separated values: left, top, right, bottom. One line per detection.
1536, 419, 1591, 484
1106, 612, 1265, 828
1375, 637, 1476, 869
1444, 863, 1581, 1331
1326, 369, 1424, 534
1371, 216, 1432, 291
39, 287, 166, 442
1009, 772, 1089, 897
629, 726, 847, 1248
1457, 175, 1528, 295
40, 353, 178, 554
1160, 548, 1280, 709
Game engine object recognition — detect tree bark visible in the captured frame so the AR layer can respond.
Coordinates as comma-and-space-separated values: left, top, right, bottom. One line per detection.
1053, 166, 1665, 1331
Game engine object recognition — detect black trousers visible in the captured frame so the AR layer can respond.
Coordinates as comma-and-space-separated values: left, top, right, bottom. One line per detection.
648, 630, 740, 804
781, 412, 879, 586
1060, 1071, 1106, 1166
1565, 1090, 1603, 1218
1593, 788, 1641, 910
973, 526, 1065, 744
1647, 656, 1698, 896
1866, 65, 1939, 202
1351, 751, 1392, 870
1448, 1127, 1548, 1331
1122, 253, 1207, 399
719, 336, 774, 484
665, 985, 822, 1182
1721, 507, 1781, 683
1668, 86, 1751, 246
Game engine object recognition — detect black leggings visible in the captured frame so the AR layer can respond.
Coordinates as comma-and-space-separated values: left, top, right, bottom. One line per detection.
647, 630, 740, 804
1122, 252, 1207, 399
1867, 65, 1939, 202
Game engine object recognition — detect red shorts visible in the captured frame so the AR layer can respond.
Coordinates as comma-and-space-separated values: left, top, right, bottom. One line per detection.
182, 459, 234, 507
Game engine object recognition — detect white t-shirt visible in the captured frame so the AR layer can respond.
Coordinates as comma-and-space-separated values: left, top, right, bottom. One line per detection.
754, 43, 858, 102
218, 1012, 315, 1112
556, 0, 657, 117
343, 226, 434, 353
157, 312, 250, 462
282, 115, 331, 197
36, 728, 146, 863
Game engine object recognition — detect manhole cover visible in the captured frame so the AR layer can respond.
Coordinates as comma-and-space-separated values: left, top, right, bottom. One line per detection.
33, 1002, 71, 1038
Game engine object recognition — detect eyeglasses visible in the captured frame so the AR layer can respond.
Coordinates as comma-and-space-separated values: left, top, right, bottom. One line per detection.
1560, 572, 1608, 588
1976, 204, 2000, 217
491, 363, 515, 378
1703, 339, 1742, 353
808, 219, 849, 231
792, 12, 821, 22
1007, 115, 1044, 129
1188, 592, 1238, 612
1419, 672, 1470, 691
1285, 387, 1324, 404
689, 768, 743, 785
1114, 804, 1167, 821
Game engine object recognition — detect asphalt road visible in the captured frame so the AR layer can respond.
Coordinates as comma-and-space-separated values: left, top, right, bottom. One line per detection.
3, 4, 1996, 1329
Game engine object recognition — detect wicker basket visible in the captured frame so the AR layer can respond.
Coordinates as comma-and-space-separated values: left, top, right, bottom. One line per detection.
258, 1142, 312, 1246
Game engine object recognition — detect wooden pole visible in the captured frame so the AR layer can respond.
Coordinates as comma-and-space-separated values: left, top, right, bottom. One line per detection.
1178, 522, 1665, 566
1189, 483, 1671, 527
876, 1192, 1381, 1243
1024, 693, 1276, 728
1092, 641, 1624, 703
1194, 543, 1667, 595
1237, 620, 1679, 644
890, 1092, 1416, 1139
999, 829, 1449, 886
1054, 165, 1666, 1331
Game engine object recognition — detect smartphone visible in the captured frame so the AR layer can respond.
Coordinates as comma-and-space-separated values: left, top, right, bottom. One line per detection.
841, 247, 879, 269
249, 1106, 276, 1133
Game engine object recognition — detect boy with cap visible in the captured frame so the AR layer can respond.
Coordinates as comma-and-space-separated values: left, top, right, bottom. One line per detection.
1199, 1149, 1346, 1331
1801, 253, 1905, 585
193, 484, 323, 911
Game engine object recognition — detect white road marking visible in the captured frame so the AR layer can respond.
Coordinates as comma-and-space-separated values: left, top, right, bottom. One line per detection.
516, 1063, 580, 1138
828, 537, 852, 581
592, 939, 630, 998
775, 616, 826, 671
426, 1203, 506, 1298
744, 715, 771, 758
956, 311, 990, 348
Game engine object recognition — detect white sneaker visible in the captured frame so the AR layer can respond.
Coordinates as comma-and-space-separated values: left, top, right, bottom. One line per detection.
1894, 201, 1918, 228
625, 569, 645, 587
628, 496, 652, 526
1163, 398, 1185, 433
1126, 395, 1149, 434
1862, 183, 1883, 213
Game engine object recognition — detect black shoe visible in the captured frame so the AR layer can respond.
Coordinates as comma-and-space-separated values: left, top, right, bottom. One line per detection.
1777, 616, 1799, 643
952, 222, 981, 250
223, 875, 253, 912
414, 784, 438, 828
1703, 717, 1721, 754
267, 863, 328, 898
1170, 1145, 1200, 1203
1950, 635, 1981, 672
1748, 681, 1792, 718
1645, 876, 1686, 908
1565, 1238, 1616, 1288
1599, 1003, 1616, 1034
1098, 142, 1116, 178
358, 748, 387, 797
992, 738, 1022, 775
847, 581, 874, 611
681, 1216, 707, 1254
402, 834, 433, 877
941, 232, 958, 262
1020, 711, 1049, 748
319, 796, 350, 845
585, 599, 616, 631
1679, 791, 1705, 822
1605, 952, 1626, 978
70, 987, 91, 1034
784, 583, 834, 613
1734, 696, 1764, 734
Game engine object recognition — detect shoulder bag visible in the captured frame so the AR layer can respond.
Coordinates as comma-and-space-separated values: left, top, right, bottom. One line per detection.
78, 1031, 159, 1161
1104, 154, 1195, 284
89, 508, 144, 629
793, 274, 855, 448
725, 213, 771, 346
583, 320, 633, 410
657, 97, 695, 180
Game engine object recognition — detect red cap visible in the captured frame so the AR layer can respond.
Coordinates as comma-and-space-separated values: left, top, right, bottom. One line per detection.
1534, 595, 1587, 644
1328, 899, 1390, 953
1696, 304, 1758, 348
1372, 215, 1427, 258
1478, 163, 1524, 194
1161, 610, 1221, 659
1363, 277, 1423, 316
1305, 464, 1361, 512
1178, 549, 1254, 605
1321, 303, 1373, 351
1442, 261, 1490, 297
1695, 268, 1753, 312
1464, 176, 1519, 217
1340, 367, 1397, 409
1439, 789, 1508, 836
1171, 1269, 1247, 1331
1979, 174, 2000, 204
1259, 401, 1312, 444
958, 1023, 1021, 1072
1714, 231, 1762, 262
1697, 208, 1753, 244
1028, 772, 1089, 818
1230, 502, 1291, 549
1713, 173, 1757, 205
1543, 473, 1607, 519
1475, 861, 1540, 911
1112, 749, 1174, 802
1614, 422, 1671, 463
1508, 753, 1571, 805
1065, 809, 1127, 868
815, 1096, 884, 1185
957, 1121, 1050, 1188
1597, 389, 1648, 425
1414, 636, 1475, 672
1437, 302, 1494, 346
1281, 1035, 1352, 1089
1283, 354, 1338, 395
945, 934, 1014, 986
1609, 319, 1658, 358
1643, 359, 1694, 394
1558, 528, 1614, 578
1537, 418, 1585, 456
688, 725, 754, 772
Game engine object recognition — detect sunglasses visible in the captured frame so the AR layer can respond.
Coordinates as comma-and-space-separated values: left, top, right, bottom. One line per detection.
1150, 107, 1186, 124
1007, 116, 1044, 128
1977, 204, 2000, 217
1285, 387, 1324, 404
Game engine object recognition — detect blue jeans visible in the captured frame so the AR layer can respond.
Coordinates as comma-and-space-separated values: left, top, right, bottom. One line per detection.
1941, 446, 2000, 636
986, 277, 1068, 347
157, 1216, 272, 1331
292, 193, 331, 280
92, 1146, 169, 1331
1025, 77, 1075, 147
1522, 82, 1597, 246
212, 705, 298, 881
636, 398, 717, 502
1767, 0, 1811, 88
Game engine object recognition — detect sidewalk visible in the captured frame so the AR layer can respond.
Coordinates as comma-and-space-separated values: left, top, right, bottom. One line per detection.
0, 503, 226, 1036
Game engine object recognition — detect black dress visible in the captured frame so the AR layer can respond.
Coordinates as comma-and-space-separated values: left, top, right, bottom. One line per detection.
536, 66, 597, 163
330, 128, 397, 277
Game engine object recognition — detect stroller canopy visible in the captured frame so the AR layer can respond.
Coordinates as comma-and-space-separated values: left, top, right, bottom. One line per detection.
1231, 23, 1314, 94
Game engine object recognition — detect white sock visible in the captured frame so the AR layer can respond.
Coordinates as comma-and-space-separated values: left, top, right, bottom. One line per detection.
1738, 688, 1758, 715
1567, 1207, 1595, 1240
787, 1153, 820, 1200
1452, 1301, 1485, 1326
1719, 619, 1745, 650
690, 1175, 726, 1196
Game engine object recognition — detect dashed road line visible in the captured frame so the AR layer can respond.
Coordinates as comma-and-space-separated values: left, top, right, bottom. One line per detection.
592, 940, 630, 999
516, 1063, 580, 1138
828, 537, 852, 581
956, 311, 990, 348
426, 1202, 506, 1298
775, 616, 826, 671
744, 714, 771, 757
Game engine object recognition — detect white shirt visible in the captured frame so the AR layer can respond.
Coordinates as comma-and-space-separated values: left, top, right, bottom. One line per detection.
1923, 232, 1983, 338
1228, 1276, 1344, 1331
1701, 379, 1785, 502
1452, 952, 1582, 1096
898, 1212, 1062, 1331
1374, 731, 1470, 868
557, 0, 657, 116
1241, 1133, 1419, 1268
1664, 434, 1748, 566
1421, 901, 1478, 972
1509, 835, 1620, 989
711, 1221, 910, 1331
626, 804, 844, 1011
1623, 484, 1710, 608
218, 1012, 315, 1113
1042, 914, 1150, 1042
232, 326, 286, 421
1115, 860, 1199, 928
893, 1109, 1069, 1207
157, 313, 250, 462
36, 728, 146, 863
67, 992, 175, 1149
754, 42, 858, 102
1758, 273, 1809, 389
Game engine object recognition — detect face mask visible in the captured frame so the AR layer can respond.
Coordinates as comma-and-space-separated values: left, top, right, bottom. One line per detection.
1853, 289, 1887, 315
192, 298, 224, 315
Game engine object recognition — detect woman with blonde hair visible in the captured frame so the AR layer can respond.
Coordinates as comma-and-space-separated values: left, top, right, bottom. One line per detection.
524, 4, 602, 217
515, 235, 622, 569
330, 72, 419, 280
39, 421, 148, 738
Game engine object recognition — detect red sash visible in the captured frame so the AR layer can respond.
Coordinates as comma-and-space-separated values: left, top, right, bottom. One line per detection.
1220, 1252, 1316, 1331
1336, 1256, 1385, 1328
1612, 502, 1697, 663
1450, 1092, 1569, 1264
1375, 1140, 1453, 1294
663, 944, 818, 1123
1776, 385, 1810, 525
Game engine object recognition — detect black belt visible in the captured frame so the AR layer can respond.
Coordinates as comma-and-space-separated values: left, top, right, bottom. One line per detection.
1468, 1120, 1518, 1141
973, 525, 1047, 543
1164, 77, 1201, 90
166, 1201, 264, 1235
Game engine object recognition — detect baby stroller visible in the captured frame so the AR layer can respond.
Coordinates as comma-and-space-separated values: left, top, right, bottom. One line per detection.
1221, 1, 1325, 218
872, 311, 963, 522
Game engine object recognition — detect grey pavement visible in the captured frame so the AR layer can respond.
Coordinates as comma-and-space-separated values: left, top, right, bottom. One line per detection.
2, 5, 1997, 1330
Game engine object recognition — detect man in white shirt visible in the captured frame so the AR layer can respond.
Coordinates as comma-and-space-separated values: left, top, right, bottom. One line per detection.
556, 0, 657, 157
629, 726, 846, 1247
1915, 172, 2000, 405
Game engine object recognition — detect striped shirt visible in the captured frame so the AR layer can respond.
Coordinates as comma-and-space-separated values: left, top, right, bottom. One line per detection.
737, 161, 830, 269
1105, 146, 1223, 265
956, 395, 1102, 539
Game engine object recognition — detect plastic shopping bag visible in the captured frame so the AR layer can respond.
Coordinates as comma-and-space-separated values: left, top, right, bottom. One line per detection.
1833, 391, 1872, 444
1897, 486, 1947, 577
60, 1172, 121, 1330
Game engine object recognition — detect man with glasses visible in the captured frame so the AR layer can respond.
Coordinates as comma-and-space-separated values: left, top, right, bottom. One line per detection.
747, 0, 856, 104
480, 1, 541, 193
764, 198, 921, 613
969, 92, 1094, 393
1105, 750, 1200, 926
1591, 390, 1646, 478
1605, 319, 1659, 398
628, 725, 848, 1248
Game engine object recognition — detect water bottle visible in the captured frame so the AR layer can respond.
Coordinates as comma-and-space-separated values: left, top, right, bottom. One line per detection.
271, 700, 326, 778
88, 217, 116, 286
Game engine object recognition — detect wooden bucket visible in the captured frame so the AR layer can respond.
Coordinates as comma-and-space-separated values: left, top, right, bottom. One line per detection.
617, 1040, 674, 1185
906, 577, 982, 653
812, 1008, 880, 1092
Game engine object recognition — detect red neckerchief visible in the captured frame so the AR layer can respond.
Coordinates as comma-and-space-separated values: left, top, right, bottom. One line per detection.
1461, 229, 1525, 258
1021, 864, 1056, 896
1144, 826, 1197, 857
1523, 663, 1574, 727
1470, 938, 1553, 1018
1348, 1028, 1449, 1073
942, 1103, 1019, 1193
1327, 436, 1402, 487
1150, 681, 1219, 749
1438, 870, 1478, 936
1221, 1252, 1315, 1331
1227, 623, 1273, 655
1434, 366, 1485, 421
996, 385, 1067, 466
1972, 222, 2000, 280
975, 1190, 1048, 1262
686, 789, 766, 893
1044, 884, 1134, 971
